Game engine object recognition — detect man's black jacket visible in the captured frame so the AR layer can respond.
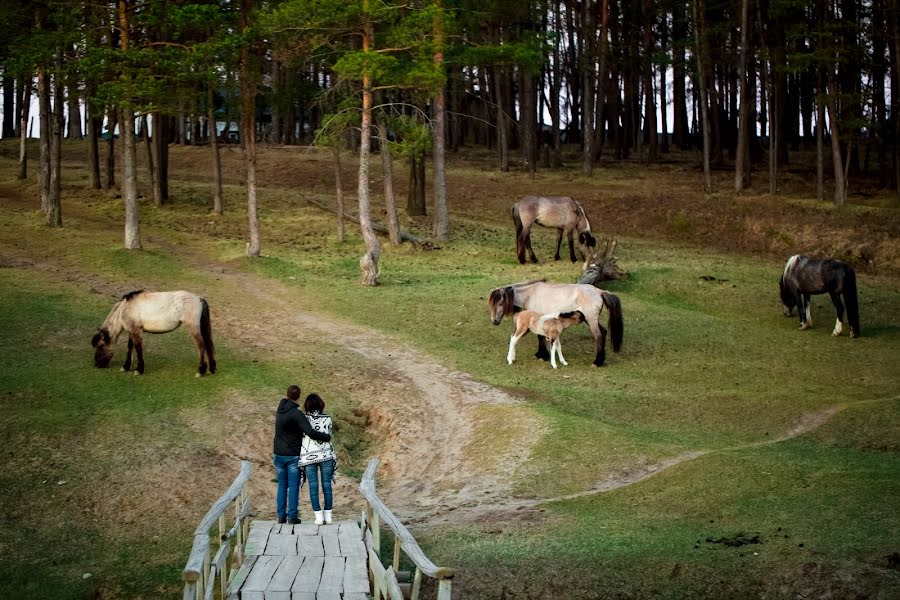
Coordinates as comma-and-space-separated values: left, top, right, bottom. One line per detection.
273, 398, 332, 456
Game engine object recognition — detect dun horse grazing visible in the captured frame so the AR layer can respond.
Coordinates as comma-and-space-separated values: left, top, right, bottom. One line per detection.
489, 279, 623, 366
779, 255, 860, 337
512, 196, 596, 267
91, 290, 216, 376
507, 310, 585, 369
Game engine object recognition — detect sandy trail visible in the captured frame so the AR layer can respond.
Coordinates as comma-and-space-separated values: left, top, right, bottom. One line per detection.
0, 177, 878, 528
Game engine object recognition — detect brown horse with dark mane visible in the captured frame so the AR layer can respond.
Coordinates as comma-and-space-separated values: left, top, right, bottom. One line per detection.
91, 290, 216, 376
512, 196, 596, 267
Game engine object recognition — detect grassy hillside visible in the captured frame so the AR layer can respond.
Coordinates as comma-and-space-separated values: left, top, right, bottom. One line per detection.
0, 140, 897, 598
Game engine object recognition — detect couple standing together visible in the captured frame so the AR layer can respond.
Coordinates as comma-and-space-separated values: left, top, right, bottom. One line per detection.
273, 385, 336, 525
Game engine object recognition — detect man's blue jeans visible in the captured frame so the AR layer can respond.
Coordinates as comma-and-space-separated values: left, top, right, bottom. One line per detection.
304, 459, 335, 511
274, 454, 300, 520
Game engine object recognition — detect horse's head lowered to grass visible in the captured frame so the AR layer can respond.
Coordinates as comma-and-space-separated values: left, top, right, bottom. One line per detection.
91, 327, 115, 368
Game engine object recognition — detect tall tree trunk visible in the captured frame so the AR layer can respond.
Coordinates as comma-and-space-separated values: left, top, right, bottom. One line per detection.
38, 61, 51, 212
659, 6, 669, 154
208, 86, 223, 214
358, 6, 381, 286
150, 112, 169, 204
816, 65, 825, 200
376, 117, 401, 245
332, 146, 345, 241
406, 154, 427, 216
582, 0, 594, 176
2, 75, 14, 138
86, 99, 101, 189
494, 65, 509, 172
892, 0, 900, 197
119, 0, 140, 249
672, 0, 689, 148
522, 69, 536, 177
105, 108, 117, 189
432, 0, 449, 240
47, 61, 63, 227
643, 0, 658, 162
66, 85, 82, 139
18, 76, 32, 180
593, 0, 610, 160
241, 0, 260, 257
693, 0, 711, 192
734, 0, 751, 191
551, 0, 563, 167
142, 114, 155, 204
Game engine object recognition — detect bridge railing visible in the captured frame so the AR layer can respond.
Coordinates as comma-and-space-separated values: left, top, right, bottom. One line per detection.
182, 461, 252, 600
360, 458, 454, 600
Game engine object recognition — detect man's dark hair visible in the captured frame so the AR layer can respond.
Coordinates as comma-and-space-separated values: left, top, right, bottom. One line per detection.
304, 393, 325, 413
287, 385, 302, 401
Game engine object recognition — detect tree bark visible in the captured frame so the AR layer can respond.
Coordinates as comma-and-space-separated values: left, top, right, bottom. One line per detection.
86, 98, 101, 189
241, 0, 260, 257
332, 146, 345, 241
550, 0, 563, 167
208, 87, 223, 214
494, 64, 509, 172
581, 0, 594, 176
643, 0, 658, 162
105, 107, 117, 189
358, 6, 381, 286
734, 0, 751, 191
2, 75, 14, 138
66, 85, 82, 139
38, 60, 51, 213
432, 0, 449, 239
47, 62, 63, 227
376, 117, 401, 245
142, 114, 155, 204
693, 0, 711, 192
672, 1, 689, 149
406, 154, 427, 216
17, 76, 31, 180
119, 0, 140, 249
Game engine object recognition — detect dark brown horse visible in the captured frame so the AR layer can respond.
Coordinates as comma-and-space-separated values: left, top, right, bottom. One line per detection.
91, 290, 216, 376
512, 196, 596, 267
779, 255, 860, 337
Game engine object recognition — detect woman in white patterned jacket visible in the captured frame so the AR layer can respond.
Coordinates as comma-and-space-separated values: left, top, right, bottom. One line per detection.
299, 393, 337, 525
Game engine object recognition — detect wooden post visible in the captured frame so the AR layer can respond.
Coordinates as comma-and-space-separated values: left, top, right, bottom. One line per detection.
392, 534, 401, 572
437, 578, 452, 600
372, 511, 381, 557
410, 567, 423, 600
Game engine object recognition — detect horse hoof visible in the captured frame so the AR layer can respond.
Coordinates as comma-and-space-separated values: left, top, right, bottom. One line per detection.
133, 371, 141, 376
120, 367, 126, 372
195, 372, 202, 378
799, 324, 810, 331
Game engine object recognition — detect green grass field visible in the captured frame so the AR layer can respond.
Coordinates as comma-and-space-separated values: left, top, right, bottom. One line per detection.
0, 141, 898, 598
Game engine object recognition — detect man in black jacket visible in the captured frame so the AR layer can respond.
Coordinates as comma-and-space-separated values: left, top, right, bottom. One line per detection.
274, 384, 331, 524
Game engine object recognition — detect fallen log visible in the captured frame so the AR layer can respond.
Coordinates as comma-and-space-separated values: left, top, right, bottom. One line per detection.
577, 237, 627, 286
302, 195, 438, 248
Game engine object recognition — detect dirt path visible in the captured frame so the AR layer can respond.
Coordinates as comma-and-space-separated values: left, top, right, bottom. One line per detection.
0, 179, 888, 531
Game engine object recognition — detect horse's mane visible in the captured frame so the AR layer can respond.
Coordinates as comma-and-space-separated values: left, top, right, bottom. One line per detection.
510, 278, 547, 288
122, 289, 145, 301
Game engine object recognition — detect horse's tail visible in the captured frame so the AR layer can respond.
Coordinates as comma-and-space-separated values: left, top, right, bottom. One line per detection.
200, 298, 217, 372
844, 268, 861, 337
601, 291, 624, 352
512, 203, 523, 237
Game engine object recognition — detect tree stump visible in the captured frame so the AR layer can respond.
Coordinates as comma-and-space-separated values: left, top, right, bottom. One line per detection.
577, 237, 627, 286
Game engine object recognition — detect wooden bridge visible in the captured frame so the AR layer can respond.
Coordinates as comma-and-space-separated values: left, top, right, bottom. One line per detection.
182, 459, 453, 600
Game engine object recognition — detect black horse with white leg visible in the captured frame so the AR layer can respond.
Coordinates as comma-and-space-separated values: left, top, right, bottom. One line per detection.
91, 290, 216, 376
779, 255, 860, 337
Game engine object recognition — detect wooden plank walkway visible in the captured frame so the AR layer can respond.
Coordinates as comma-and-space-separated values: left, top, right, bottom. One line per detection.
227, 520, 370, 600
